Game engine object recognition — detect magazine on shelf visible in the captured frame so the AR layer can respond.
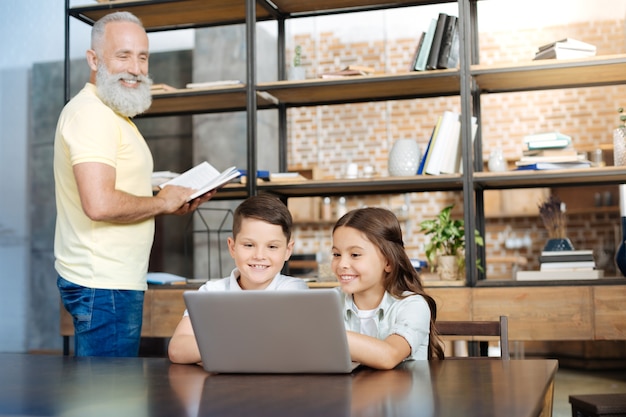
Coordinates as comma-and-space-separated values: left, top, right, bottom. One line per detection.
159, 161, 241, 201
514, 161, 591, 171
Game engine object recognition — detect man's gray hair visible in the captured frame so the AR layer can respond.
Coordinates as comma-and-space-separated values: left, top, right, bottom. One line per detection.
91, 11, 144, 51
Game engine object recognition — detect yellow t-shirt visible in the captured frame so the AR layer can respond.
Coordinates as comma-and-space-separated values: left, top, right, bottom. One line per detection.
54, 83, 154, 291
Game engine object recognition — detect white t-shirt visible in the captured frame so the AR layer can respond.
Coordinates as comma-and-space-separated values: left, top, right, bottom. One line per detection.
183, 268, 309, 316
356, 307, 379, 337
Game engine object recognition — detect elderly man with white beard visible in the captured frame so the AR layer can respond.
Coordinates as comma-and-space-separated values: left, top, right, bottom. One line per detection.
53, 11, 214, 357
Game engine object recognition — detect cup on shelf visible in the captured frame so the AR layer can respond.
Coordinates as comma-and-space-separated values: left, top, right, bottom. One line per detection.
345, 163, 358, 179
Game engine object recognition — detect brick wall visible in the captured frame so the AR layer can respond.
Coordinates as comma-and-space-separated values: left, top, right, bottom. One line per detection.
286, 18, 626, 279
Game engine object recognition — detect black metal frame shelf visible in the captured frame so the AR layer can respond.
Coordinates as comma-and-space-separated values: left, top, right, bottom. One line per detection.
65, 0, 626, 286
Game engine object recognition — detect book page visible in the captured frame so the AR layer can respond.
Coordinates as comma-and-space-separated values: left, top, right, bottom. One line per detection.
160, 161, 241, 201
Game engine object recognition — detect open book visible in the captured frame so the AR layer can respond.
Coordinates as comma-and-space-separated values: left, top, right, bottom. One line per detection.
159, 161, 241, 201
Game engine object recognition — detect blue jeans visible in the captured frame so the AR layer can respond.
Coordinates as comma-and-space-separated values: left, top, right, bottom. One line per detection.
57, 276, 144, 357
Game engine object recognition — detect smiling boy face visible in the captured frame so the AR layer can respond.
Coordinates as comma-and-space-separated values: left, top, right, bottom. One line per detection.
227, 218, 294, 290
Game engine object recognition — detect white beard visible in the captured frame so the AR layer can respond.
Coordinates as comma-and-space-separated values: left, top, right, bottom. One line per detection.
95, 63, 153, 118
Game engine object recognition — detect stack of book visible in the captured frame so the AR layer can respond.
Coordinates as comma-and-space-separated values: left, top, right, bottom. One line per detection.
516, 250, 603, 280
533, 38, 596, 60
410, 12, 459, 72
417, 110, 478, 175
515, 132, 591, 170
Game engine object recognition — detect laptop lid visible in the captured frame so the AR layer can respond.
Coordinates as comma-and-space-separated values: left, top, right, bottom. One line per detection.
183, 289, 358, 374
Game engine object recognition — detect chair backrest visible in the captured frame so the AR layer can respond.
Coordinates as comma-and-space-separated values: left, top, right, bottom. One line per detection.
435, 316, 510, 360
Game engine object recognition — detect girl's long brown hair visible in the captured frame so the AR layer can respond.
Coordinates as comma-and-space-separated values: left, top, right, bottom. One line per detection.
333, 207, 445, 360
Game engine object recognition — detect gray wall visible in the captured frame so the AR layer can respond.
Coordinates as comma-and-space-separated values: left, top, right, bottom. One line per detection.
0, 68, 30, 351
191, 25, 279, 279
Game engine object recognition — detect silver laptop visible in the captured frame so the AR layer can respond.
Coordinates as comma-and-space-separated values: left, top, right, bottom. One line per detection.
183, 289, 360, 374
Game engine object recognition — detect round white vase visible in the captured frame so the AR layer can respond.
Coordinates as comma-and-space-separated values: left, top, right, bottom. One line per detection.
388, 139, 420, 176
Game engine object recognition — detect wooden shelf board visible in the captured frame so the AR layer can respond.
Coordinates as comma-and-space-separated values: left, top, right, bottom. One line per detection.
472, 55, 626, 93
72, 0, 272, 30
474, 166, 626, 190
144, 88, 276, 116
79, 0, 451, 29
257, 175, 463, 197
259, 70, 460, 106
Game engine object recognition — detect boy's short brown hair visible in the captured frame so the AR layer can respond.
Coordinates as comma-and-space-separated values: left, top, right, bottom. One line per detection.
232, 194, 293, 241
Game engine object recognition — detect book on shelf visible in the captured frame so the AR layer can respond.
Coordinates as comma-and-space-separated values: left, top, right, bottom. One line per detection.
522, 147, 578, 157
147, 272, 187, 285
420, 112, 476, 175
534, 38, 596, 60
516, 153, 586, 165
409, 32, 426, 72
319, 65, 378, 79
525, 138, 572, 150
235, 169, 271, 181
424, 110, 459, 175
426, 13, 448, 70
454, 116, 478, 174
185, 80, 243, 89
523, 132, 572, 150
239, 171, 308, 184
439, 113, 461, 174
523, 131, 571, 143
150, 83, 176, 93
514, 161, 591, 171
445, 19, 460, 69
539, 249, 594, 263
159, 161, 241, 201
438, 115, 461, 174
534, 47, 596, 60
419, 116, 443, 174
417, 125, 436, 174
537, 38, 596, 52
539, 261, 596, 271
269, 172, 308, 182
516, 269, 604, 281
415, 18, 437, 71
436, 15, 458, 69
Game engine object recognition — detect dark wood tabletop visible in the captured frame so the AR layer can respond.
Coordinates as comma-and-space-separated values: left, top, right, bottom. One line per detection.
0, 354, 557, 417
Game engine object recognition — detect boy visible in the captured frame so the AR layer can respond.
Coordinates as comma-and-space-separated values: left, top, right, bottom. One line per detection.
168, 194, 309, 364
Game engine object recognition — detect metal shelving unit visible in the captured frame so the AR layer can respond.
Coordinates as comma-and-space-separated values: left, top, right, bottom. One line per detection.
65, 0, 626, 286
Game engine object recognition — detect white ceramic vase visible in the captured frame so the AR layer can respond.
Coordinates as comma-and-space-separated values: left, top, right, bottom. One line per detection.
388, 139, 420, 176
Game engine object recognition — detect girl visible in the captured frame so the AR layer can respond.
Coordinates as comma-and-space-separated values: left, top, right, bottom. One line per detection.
331, 207, 444, 369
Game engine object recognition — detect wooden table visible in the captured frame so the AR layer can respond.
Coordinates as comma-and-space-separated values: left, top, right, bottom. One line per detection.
0, 354, 557, 417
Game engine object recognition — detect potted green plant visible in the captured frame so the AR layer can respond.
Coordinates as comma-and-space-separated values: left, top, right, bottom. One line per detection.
419, 204, 484, 280
290, 45, 306, 80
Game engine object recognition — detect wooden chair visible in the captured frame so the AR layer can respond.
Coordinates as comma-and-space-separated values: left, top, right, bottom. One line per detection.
435, 316, 510, 360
